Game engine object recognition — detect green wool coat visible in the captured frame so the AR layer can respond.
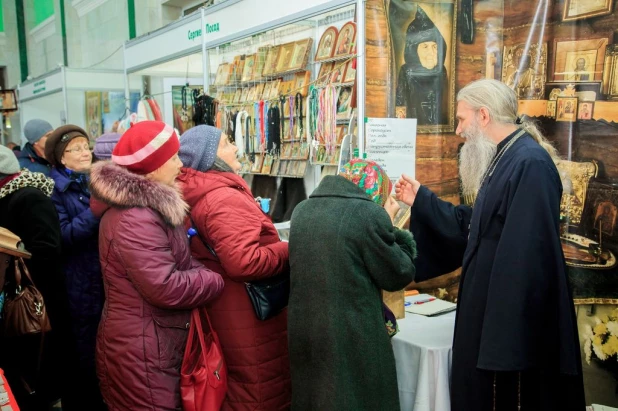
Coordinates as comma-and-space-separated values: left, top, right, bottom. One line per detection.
288, 175, 417, 411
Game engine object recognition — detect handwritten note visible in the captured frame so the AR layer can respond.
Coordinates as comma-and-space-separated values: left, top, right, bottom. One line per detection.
365, 118, 417, 186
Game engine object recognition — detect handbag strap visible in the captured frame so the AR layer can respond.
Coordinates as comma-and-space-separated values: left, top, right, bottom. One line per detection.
14, 257, 37, 288
13, 258, 22, 288
189, 215, 218, 259
201, 308, 215, 334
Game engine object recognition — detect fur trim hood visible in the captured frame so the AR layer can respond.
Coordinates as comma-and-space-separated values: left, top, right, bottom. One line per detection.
90, 161, 188, 227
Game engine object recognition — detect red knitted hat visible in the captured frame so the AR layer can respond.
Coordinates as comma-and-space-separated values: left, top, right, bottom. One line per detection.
111, 121, 179, 175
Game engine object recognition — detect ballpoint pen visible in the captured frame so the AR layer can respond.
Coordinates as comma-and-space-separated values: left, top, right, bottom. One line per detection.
413, 298, 436, 305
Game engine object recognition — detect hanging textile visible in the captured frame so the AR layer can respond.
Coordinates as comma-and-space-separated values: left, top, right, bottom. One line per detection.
235, 110, 247, 156
267, 106, 281, 155
192, 90, 217, 126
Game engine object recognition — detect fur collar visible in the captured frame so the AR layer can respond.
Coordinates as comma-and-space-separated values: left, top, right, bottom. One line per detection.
0, 169, 55, 200
90, 161, 188, 227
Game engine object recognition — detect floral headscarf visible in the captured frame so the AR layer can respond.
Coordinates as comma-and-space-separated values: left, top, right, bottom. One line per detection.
339, 159, 392, 206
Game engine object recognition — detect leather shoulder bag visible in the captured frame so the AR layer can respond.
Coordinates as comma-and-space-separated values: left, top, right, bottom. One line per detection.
3, 258, 51, 337
189, 217, 289, 321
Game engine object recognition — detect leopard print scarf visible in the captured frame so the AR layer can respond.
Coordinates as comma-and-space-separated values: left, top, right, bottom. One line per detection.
0, 169, 55, 200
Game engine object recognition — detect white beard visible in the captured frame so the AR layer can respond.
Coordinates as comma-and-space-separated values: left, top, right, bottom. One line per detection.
459, 121, 497, 199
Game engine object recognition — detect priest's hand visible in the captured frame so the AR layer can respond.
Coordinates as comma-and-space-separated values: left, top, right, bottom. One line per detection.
395, 174, 421, 207
384, 196, 401, 224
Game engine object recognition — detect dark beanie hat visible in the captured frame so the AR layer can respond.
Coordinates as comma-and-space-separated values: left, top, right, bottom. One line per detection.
45, 125, 90, 167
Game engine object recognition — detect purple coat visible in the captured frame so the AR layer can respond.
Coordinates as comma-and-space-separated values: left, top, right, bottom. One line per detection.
90, 161, 224, 411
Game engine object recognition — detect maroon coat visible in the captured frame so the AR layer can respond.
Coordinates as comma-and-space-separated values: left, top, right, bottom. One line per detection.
178, 168, 291, 411
90, 161, 224, 411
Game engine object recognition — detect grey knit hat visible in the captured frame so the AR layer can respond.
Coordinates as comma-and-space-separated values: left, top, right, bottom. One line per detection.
24, 119, 53, 144
0, 145, 20, 176
178, 125, 222, 172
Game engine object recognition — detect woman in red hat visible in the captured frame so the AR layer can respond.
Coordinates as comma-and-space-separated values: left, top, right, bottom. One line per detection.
89, 120, 225, 411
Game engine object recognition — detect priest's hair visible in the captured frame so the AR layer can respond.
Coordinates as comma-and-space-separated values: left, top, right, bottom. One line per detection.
457, 79, 560, 163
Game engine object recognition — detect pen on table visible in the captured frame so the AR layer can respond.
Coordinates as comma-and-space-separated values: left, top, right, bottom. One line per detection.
413, 298, 436, 305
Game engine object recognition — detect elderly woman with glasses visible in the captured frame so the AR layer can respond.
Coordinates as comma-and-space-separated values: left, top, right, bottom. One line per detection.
45, 125, 107, 410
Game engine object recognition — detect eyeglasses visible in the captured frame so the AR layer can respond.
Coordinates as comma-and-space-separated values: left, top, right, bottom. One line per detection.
64, 145, 91, 154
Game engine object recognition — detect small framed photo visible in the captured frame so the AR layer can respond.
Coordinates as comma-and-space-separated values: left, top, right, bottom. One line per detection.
279, 160, 291, 176
299, 143, 310, 160
214, 63, 229, 85
562, 0, 613, 22
296, 161, 308, 177
232, 88, 242, 104
240, 157, 252, 174
552, 37, 610, 83
281, 143, 293, 159
604, 44, 618, 100
262, 46, 280, 76
556, 97, 578, 122
0, 89, 18, 112
336, 125, 346, 144
288, 161, 300, 176
275, 43, 295, 74
254, 46, 269, 80
247, 86, 257, 102
289, 39, 313, 71
294, 71, 311, 97
342, 60, 356, 83
240, 88, 250, 103
334, 22, 356, 57
261, 155, 274, 174
231, 55, 244, 83
251, 154, 264, 173
330, 147, 342, 165
330, 62, 346, 85
317, 63, 334, 87
336, 86, 353, 120
254, 83, 266, 101
291, 142, 301, 159
577, 101, 594, 120
314, 145, 327, 163
270, 158, 281, 176
263, 82, 273, 100
241, 54, 256, 83
546, 100, 557, 118
269, 79, 282, 99
315, 26, 338, 62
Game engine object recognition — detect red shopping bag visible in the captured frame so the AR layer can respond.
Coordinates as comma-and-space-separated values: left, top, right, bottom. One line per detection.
0, 368, 20, 410
181, 308, 227, 411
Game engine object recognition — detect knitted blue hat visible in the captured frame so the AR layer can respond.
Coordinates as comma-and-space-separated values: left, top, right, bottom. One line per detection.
178, 125, 222, 172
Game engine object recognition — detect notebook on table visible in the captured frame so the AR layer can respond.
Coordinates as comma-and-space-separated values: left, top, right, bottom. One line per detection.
404, 293, 456, 316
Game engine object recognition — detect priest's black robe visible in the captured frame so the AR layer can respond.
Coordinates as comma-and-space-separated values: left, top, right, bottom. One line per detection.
410, 130, 585, 410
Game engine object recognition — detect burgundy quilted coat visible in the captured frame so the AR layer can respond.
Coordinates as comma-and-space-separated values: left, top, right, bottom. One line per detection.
90, 161, 225, 411
178, 168, 291, 411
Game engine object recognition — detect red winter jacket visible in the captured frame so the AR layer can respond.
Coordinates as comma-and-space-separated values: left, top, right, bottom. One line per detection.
90, 162, 224, 411
178, 168, 291, 411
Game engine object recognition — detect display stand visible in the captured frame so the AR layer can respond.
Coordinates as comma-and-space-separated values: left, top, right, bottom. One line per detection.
193, 0, 359, 202
17, 67, 141, 144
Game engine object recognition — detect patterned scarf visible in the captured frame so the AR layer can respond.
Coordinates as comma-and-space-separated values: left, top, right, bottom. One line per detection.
0, 169, 55, 200
339, 159, 392, 206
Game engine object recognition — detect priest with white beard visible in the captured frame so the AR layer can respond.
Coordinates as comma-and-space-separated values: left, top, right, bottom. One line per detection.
395, 79, 585, 410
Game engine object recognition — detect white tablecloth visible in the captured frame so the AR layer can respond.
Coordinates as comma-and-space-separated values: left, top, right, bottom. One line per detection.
392, 311, 456, 411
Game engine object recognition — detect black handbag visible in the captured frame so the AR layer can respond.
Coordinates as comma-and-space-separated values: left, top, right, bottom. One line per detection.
189, 217, 290, 321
